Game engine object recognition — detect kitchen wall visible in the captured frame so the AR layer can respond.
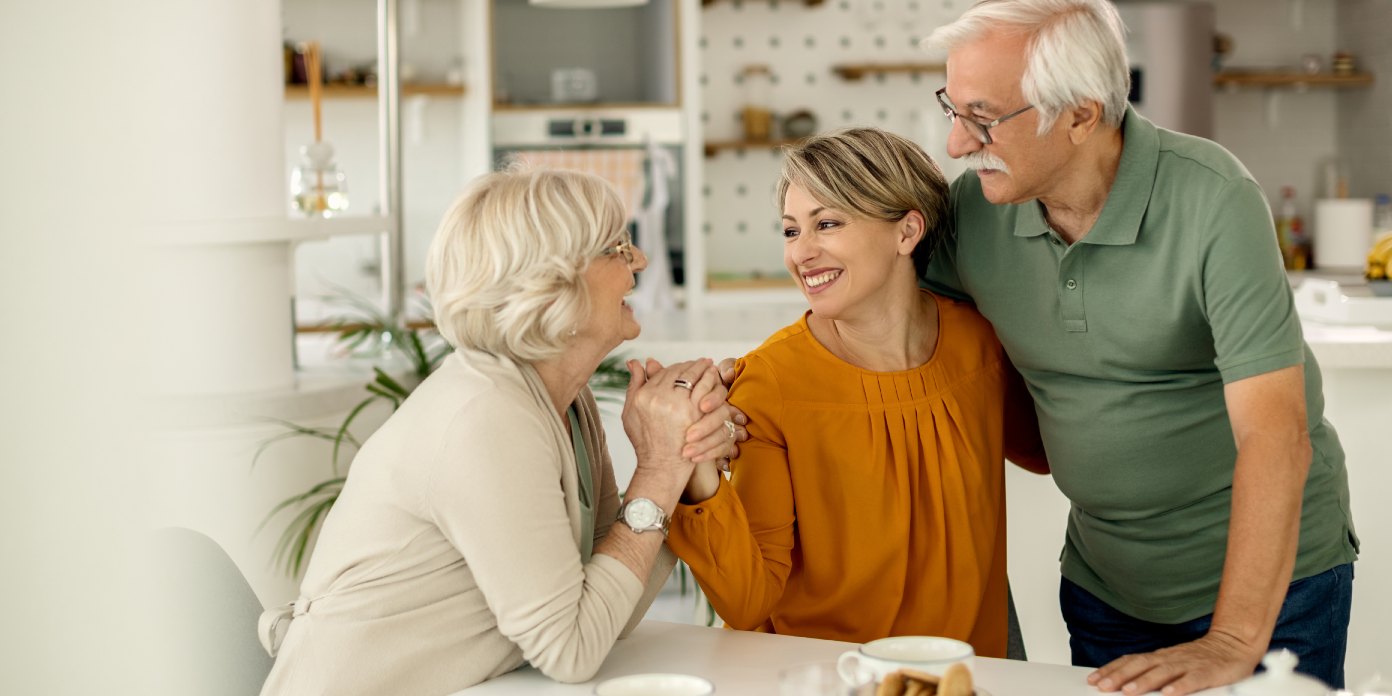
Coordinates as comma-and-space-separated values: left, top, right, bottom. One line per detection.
698, 0, 1370, 282
1336, 0, 1392, 201
282, 0, 474, 321
699, 0, 972, 283
1212, 0, 1341, 216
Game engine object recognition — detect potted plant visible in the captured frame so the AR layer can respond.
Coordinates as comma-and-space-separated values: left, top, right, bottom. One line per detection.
256, 291, 631, 578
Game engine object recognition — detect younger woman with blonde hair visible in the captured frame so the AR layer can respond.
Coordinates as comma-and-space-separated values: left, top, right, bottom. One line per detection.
668, 128, 1047, 656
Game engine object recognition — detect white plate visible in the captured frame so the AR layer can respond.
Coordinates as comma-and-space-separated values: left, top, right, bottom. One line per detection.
593, 673, 715, 696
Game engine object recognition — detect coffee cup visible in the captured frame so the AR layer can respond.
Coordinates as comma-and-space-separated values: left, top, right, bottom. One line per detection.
837, 636, 974, 686
593, 673, 715, 696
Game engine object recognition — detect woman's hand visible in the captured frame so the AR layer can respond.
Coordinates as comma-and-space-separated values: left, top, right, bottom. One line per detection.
621, 358, 711, 472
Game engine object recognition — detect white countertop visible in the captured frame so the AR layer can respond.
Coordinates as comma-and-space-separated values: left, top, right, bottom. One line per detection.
620, 298, 1392, 370
453, 620, 1224, 696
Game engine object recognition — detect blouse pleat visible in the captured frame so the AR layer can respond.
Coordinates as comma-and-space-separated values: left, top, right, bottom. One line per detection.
668, 297, 1012, 656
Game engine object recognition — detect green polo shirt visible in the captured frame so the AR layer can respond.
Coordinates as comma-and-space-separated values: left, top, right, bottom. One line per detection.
923, 107, 1358, 623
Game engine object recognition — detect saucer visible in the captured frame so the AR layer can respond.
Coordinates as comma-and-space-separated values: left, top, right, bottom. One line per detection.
593, 673, 715, 696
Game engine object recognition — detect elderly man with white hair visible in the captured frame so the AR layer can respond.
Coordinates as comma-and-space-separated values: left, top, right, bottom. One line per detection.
921, 1, 1357, 694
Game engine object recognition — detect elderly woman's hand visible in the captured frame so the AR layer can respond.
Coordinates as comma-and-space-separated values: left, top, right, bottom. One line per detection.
621, 358, 713, 472
632, 358, 748, 466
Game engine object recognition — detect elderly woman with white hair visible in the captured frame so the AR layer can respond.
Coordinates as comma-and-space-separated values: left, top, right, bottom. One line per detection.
258, 169, 741, 696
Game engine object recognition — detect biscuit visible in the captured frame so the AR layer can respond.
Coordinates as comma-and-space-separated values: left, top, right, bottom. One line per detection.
937, 663, 974, 696
874, 665, 974, 696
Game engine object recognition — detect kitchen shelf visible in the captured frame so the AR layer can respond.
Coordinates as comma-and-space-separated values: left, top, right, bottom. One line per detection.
702, 0, 824, 6
296, 318, 434, 334
832, 63, 946, 81
287, 215, 394, 240
285, 83, 466, 99
150, 215, 394, 246
1212, 70, 1374, 88
492, 101, 679, 112
703, 138, 806, 158
707, 274, 797, 290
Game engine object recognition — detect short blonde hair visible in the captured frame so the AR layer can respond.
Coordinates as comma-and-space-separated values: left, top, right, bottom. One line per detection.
777, 128, 950, 273
425, 169, 627, 362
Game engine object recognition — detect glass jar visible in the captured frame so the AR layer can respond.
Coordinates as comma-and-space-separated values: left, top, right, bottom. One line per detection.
740, 64, 774, 142
290, 141, 349, 217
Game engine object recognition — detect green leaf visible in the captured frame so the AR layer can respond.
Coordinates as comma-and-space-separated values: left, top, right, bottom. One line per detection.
332, 396, 381, 476
364, 384, 403, 409
264, 480, 344, 577
371, 367, 410, 398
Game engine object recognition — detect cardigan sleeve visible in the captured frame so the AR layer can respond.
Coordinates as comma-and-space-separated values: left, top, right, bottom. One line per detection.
667, 354, 796, 630
574, 386, 676, 640
426, 393, 645, 683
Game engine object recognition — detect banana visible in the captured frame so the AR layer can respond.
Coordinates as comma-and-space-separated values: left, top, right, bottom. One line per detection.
1367, 232, 1392, 279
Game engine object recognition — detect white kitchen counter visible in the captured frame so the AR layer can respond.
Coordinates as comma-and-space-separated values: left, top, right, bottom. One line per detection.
454, 620, 1228, 696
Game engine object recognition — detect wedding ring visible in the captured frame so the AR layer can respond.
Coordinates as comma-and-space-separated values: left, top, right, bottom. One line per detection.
673, 378, 695, 391
724, 420, 736, 440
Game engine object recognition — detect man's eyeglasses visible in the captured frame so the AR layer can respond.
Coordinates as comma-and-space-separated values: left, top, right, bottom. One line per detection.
935, 88, 1034, 145
600, 236, 637, 265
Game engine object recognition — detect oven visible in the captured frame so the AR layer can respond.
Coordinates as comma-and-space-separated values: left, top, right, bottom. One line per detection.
491, 109, 688, 286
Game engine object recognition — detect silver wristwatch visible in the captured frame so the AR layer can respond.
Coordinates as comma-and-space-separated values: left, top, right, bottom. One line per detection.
616, 497, 669, 536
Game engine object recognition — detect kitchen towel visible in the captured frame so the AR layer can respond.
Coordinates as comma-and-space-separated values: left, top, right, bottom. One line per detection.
511, 149, 646, 221
1314, 198, 1374, 269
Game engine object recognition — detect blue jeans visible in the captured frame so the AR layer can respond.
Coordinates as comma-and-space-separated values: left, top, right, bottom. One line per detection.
1060, 563, 1353, 688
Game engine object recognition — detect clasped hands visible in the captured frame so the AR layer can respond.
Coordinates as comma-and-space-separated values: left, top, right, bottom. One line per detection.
622, 357, 748, 473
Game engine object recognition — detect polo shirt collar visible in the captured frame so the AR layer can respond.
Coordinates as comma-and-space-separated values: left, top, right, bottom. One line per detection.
1011, 105, 1159, 245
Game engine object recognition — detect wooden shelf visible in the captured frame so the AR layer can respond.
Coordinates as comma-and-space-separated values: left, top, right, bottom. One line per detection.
492, 101, 678, 112
1212, 71, 1373, 88
285, 83, 466, 99
702, 0, 823, 6
704, 138, 806, 158
707, 274, 797, 290
296, 319, 435, 334
833, 63, 946, 81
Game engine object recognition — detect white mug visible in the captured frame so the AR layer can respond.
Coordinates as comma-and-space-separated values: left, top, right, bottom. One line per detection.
593, 673, 714, 696
837, 636, 975, 686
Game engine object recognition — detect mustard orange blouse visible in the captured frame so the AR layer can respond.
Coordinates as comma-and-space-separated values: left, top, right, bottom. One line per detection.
668, 294, 1045, 658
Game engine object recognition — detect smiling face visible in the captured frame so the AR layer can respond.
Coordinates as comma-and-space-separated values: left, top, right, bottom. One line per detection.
943, 30, 1073, 205
782, 183, 919, 320
576, 229, 647, 352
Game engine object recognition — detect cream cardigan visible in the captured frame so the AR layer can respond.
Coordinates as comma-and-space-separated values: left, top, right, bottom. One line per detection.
259, 349, 675, 696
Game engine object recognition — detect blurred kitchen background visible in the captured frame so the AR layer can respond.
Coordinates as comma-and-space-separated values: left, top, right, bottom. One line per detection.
280, 0, 1391, 315
131, 0, 1392, 687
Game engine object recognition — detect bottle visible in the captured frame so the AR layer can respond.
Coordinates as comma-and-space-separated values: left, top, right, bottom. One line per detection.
1375, 194, 1392, 236
1289, 210, 1309, 270
1275, 186, 1299, 269
290, 141, 349, 217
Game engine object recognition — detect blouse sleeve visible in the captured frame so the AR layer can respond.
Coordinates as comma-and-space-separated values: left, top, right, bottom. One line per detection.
426, 395, 645, 683
1001, 359, 1049, 475
667, 354, 796, 630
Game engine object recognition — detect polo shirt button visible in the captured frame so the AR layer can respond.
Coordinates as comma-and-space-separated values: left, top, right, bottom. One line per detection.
1066, 279, 1078, 290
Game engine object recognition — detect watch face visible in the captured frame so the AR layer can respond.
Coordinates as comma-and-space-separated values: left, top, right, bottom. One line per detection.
627, 500, 658, 527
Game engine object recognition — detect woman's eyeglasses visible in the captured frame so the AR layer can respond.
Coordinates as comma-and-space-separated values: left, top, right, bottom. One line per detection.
599, 237, 637, 264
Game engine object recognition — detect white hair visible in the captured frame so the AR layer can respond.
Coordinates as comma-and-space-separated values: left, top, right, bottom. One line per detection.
425, 168, 627, 362
926, 0, 1131, 133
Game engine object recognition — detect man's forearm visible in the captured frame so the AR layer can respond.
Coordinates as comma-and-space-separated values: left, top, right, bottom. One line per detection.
1208, 433, 1311, 653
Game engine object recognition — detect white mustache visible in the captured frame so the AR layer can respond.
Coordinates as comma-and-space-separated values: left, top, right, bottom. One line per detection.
960, 151, 1010, 173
